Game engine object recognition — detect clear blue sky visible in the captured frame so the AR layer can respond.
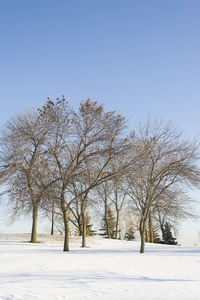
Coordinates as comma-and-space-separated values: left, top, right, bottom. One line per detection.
0, 0, 200, 244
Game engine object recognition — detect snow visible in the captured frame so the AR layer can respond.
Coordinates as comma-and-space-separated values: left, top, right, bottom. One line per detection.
0, 234, 200, 300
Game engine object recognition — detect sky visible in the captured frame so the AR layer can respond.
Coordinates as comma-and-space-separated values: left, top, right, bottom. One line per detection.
0, 0, 200, 245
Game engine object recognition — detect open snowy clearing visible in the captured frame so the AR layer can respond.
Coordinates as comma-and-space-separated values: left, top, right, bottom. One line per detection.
0, 234, 200, 300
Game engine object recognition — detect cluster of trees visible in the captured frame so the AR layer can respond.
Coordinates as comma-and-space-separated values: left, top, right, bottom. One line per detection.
0, 98, 199, 253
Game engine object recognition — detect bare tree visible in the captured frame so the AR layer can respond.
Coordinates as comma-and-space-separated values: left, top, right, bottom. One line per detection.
0, 110, 58, 242
39, 98, 132, 251
127, 120, 200, 253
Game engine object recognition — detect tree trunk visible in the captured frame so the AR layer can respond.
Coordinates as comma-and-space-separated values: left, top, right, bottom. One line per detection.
30, 205, 38, 243
51, 202, 54, 235
78, 215, 82, 236
161, 223, 165, 241
81, 206, 87, 247
145, 223, 149, 243
115, 209, 119, 239
139, 218, 146, 253
148, 213, 154, 243
63, 210, 70, 251
104, 199, 111, 238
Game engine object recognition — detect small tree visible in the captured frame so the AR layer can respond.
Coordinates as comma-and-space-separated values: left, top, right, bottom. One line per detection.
124, 222, 135, 241
100, 206, 116, 238
75, 212, 96, 236
162, 222, 177, 245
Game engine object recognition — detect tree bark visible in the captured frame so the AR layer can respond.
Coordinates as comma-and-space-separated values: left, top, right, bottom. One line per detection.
30, 205, 38, 243
115, 209, 119, 239
160, 223, 165, 241
63, 210, 70, 251
145, 223, 149, 243
148, 213, 154, 243
51, 202, 54, 235
78, 215, 82, 236
139, 218, 146, 253
81, 206, 87, 247
104, 198, 111, 238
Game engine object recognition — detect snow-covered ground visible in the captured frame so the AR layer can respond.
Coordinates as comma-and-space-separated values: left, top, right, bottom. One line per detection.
0, 234, 199, 300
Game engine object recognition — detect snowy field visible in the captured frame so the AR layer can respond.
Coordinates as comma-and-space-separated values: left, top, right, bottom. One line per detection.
0, 234, 200, 300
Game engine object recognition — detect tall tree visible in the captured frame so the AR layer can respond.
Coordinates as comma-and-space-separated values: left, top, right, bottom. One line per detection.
127, 120, 200, 253
39, 98, 132, 251
0, 110, 57, 242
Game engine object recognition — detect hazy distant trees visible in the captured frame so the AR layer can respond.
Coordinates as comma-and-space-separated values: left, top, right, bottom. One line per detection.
96, 166, 129, 239
156, 188, 196, 242
96, 182, 114, 238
